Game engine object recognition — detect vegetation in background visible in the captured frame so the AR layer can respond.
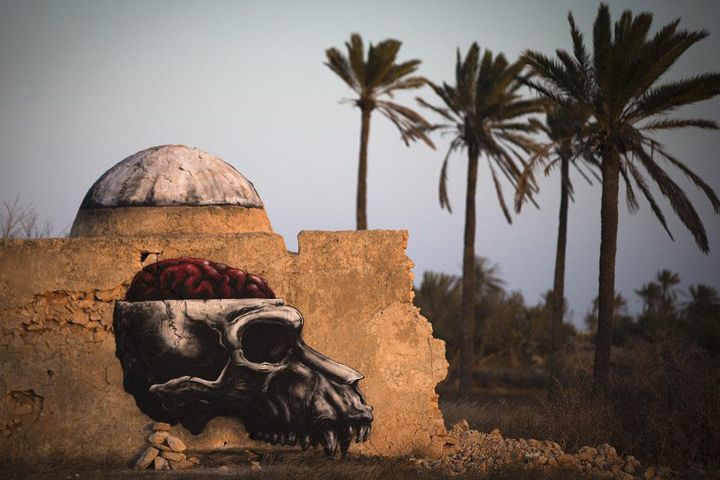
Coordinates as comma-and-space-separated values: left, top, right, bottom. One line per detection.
523, 3, 720, 390
417, 262, 720, 477
0, 195, 54, 239
414, 256, 575, 381
419, 44, 543, 396
325, 33, 435, 230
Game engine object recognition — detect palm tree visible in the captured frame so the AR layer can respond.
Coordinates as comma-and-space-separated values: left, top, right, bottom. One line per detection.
515, 103, 596, 391
419, 43, 543, 396
636, 281, 663, 316
414, 271, 461, 349
585, 292, 630, 335
685, 284, 719, 316
325, 33, 434, 230
524, 4, 720, 389
656, 269, 681, 309
683, 284, 720, 353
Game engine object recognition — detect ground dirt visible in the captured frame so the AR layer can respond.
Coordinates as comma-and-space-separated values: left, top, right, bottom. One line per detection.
3, 450, 608, 480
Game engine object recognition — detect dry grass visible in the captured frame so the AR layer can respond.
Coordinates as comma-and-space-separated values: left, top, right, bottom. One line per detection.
441, 389, 552, 440
439, 335, 720, 479
3, 453, 605, 480
6, 336, 718, 479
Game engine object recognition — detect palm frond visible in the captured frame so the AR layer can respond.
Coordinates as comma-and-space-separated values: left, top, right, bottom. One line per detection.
647, 140, 720, 213
417, 96, 456, 122
346, 33, 366, 87
619, 163, 640, 213
457, 44, 481, 110
520, 76, 568, 106
439, 138, 463, 212
568, 12, 590, 72
379, 76, 427, 96
489, 163, 513, 223
641, 118, 718, 131
573, 158, 600, 185
377, 103, 435, 148
630, 74, 720, 119
366, 40, 402, 88
325, 48, 357, 91
514, 143, 552, 212
502, 98, 546, 119
630, 23, 706, 98
523, 50, 577, 98
634, 146, 709, 251
543, 157, 561, 175
379, 60, 421, 89
592, 3, 613, 91
624, 160, 675, 240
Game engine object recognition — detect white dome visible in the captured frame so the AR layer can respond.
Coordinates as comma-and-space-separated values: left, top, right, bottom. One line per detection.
80, 145, 263, 208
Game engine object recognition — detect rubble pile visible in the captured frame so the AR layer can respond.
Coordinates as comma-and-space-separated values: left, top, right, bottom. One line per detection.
414, 421, 669, 479
134, 422, 200, 471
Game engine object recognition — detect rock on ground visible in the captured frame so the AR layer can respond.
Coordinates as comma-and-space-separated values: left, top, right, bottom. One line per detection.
413, 422, 667, 480
134, 447, 159, 470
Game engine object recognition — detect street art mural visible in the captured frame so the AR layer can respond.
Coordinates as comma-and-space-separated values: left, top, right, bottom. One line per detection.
113, 257, 373, 457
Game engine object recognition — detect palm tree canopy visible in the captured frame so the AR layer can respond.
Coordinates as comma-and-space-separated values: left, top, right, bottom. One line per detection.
325, 33, 434, 148
686, 284, 720, 312
524, 3, 720, 251
514, 101, 601, 212
636, 281, 663, 313
419, 43, 544, 220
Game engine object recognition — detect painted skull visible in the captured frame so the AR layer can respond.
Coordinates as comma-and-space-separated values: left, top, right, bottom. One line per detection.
113, 259, 373, 457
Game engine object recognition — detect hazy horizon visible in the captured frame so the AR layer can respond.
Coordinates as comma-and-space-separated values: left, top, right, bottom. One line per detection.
1, 0, 719, 326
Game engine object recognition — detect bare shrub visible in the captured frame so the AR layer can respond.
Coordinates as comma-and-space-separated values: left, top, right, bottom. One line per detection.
542, 374, 618, 452
0, 195, 53, 239
545, 334, 720, 477
442, 393, 551, 441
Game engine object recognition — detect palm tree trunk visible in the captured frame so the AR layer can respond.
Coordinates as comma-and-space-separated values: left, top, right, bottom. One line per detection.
594, 151, 620, 391
549, 154, 569, 396
356, 108, 372, 230
460, 145, 479, 397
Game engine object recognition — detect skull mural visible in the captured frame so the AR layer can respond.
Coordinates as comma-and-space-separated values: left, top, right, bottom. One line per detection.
113, 258, 373, 457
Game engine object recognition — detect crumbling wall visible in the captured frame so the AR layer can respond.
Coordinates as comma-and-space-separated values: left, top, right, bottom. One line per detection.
0, 231, 451, 466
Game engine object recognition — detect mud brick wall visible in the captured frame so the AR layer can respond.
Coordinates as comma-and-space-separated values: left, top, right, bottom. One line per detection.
0, 231, 452, 465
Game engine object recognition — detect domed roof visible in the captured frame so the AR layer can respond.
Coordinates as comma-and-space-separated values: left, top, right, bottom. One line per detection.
79, 145, 263, 209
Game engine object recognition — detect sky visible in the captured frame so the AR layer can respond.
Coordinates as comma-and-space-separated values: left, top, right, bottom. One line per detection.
1, 0, 719, 326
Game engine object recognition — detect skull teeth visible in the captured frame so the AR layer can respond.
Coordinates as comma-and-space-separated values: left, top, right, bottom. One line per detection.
250, 421, 371, 458
322, 429, 338, 457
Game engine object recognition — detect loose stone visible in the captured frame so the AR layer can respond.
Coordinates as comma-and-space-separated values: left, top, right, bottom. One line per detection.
148, 431, 169, 444
135, 446, 159, 470
166, 435, 187, 452
153, 422, 172, 431
161, 450, 187, 462
153, 456, 170, 470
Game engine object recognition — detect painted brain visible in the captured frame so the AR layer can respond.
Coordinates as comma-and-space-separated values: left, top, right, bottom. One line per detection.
125, 257, 275, 301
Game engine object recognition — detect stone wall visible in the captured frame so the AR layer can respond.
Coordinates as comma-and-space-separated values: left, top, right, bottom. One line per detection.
0, 230, 451, 466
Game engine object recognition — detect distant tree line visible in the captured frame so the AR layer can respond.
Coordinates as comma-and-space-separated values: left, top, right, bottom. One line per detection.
585, 269, 720, 354
415, 259, 720, 373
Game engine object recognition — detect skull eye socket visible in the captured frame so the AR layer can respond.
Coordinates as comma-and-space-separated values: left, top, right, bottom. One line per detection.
240, 321, 294, 364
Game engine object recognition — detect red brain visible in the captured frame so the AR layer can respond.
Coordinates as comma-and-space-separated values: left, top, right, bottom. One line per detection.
125, 257, 275, 301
